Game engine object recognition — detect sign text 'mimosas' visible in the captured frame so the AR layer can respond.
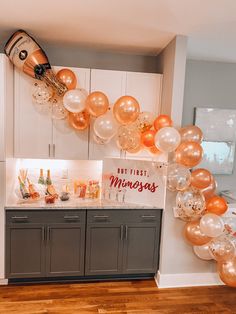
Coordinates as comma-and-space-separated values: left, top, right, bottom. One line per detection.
109, 175, 158, 193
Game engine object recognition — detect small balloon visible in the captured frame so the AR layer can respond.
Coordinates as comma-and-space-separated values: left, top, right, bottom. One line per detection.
218, 257, 236, 287
193, 244, 213, 260
175, 141, 203, 167
154, 115, 173, 131
200, 213, 224, 238
68, 111, 90, 130
179, 125, 203, 143
209, 236, 235, 262
86, 91, 109, 117
135, 112, 155, 132
63, 88, 87, 113
176, 188, 206, 221
113, 96, 140, 125
155, 127, 181, 153
117, 125, 141, 151
167, 163, 191, 191
126, 142, 142, 154
201, 176, 217, 200
184, 220, 212, 246
206, 196, 228, 216
32, 81, 53, 105
141, 130, 156, 148
50, 95, 68, 120
56, 68, 77, 90
191, 168, 212, 189
93, 112, 118, 140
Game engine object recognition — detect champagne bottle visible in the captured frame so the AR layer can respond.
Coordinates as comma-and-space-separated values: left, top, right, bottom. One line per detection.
38, 168, 45, 185
18, 176, 30, 199
46, 169, 52, 186
4, 30, 67, 96
27, 178, 40, 199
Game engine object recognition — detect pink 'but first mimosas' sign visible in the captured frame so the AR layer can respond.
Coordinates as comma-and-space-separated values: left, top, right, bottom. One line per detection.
102, 158, 166, 208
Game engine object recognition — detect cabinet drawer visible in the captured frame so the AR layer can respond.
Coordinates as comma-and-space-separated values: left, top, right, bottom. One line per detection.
121, 210, 161, 224
6, 210, 86, 224
87, 210, 123, 224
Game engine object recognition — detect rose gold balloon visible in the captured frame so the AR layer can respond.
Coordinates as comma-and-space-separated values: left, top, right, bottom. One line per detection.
56, 68, 77, 90
201, 176, 217, 200
175, 142, 203, 167
154, 115, 173, 131
183, 220, 212, 246
126, 142, 142, 154
209, 236, 235, 262
113, 96, 140, 125
206, 196, 228, 216
179, 125, 203, 143
86, 91, 109, 117
191, 168, 212, 189
68, 111, 90, 130
141, 130, 156, 148
218, 257, 236, 287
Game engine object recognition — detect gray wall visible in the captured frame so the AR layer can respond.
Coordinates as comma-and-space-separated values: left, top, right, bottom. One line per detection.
183, 59, 236, 191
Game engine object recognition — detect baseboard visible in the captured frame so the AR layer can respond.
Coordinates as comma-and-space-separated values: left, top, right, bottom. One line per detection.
0, 279, 8, 285
155, 271, 224, 288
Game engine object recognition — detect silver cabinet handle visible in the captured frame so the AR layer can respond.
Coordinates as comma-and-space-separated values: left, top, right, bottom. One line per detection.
141, 215, 156, 219
94, 215, 109, 219
41, 226, 45, 242
53, 144, 55, 158
64, 215, 80, 220
48, 144, 51, 157
11, 216, 28, 220
125, 225, 128, 240
120, 225, 124, 240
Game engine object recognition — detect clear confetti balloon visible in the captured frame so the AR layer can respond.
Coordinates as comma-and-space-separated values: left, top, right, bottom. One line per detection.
167, 163, 191, 191
50, 95, 68, 120
32, 80, 53, 105
117, 124, 141, 151
135, 111, 155, 133
209, 236, 235, 262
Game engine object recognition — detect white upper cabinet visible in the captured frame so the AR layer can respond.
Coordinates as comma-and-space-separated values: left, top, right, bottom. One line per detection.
14, 66, 90, 160
88, 69, 162, 160
52, 67, 90, 160
89, 70, 126, 160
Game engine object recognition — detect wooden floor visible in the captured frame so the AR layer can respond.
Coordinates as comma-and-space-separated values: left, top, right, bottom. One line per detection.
0, 279, 235, 314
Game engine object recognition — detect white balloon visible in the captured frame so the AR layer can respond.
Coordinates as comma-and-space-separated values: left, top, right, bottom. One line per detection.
63, 88, 87, 113
200, 213, 224, 238
193, 243, 213, 260
94, 112, 118, 140
155, 127, 181, 153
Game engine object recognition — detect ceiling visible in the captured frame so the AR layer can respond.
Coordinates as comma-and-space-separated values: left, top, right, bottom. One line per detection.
1, 0, 236, 62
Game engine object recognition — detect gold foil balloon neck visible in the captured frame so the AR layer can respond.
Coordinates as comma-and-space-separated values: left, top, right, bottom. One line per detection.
4, 29, 67, 96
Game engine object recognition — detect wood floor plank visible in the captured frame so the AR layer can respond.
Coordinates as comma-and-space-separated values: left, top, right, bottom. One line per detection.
0, 279, 235, 313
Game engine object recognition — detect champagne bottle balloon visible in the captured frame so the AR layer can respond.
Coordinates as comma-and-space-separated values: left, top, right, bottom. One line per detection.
4, 30, 67, 96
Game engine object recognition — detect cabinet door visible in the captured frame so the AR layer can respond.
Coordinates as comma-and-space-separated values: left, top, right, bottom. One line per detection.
46, 223, 85, 277
125, 72, 163, 160
6, 224, 45, 278
14, 69, 53, 159
122, 223, 160, 274
52, 66, 90, 160
85, 223, 123, 275
89, 69, 126, 160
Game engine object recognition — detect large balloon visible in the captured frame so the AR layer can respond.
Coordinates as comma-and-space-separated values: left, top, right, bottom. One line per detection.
206, 196, 228, 216
191, 168, 212, 189
175, 141, 203, 167
209, 236, 235, 262
176, 188, 206, 221
113, 96, 140, 125
93, 112, 118, 140
56, 68, 77, 90
63, 88, 87, 113
32, 81, 53, 105
167, 163, 191, 191
154, 115, 172, 131
155, 127, 181, 153
200, 213, 224, 238
141, 130, 156, 148
218, 257, 236, 287
117, 125, 141, 151
193, 244, 213, 260
183, 220, 212, 246
86, 91, 109, 117
68, 111, 90, 130
201, 176, 217, 200
135, 112, 155, 133
179, 125, 203, 143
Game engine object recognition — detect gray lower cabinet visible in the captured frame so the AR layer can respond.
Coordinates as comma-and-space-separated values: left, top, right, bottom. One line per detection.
85, 210, 161, 276
6, 210, 86, 279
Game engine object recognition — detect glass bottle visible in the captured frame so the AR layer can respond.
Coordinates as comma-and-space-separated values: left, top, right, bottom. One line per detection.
18, 176, 30, 199
38, 169, 45, 185
46, 169, 52, 186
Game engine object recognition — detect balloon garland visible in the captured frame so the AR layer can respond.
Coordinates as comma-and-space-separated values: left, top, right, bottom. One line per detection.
4, 30, 236, 287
